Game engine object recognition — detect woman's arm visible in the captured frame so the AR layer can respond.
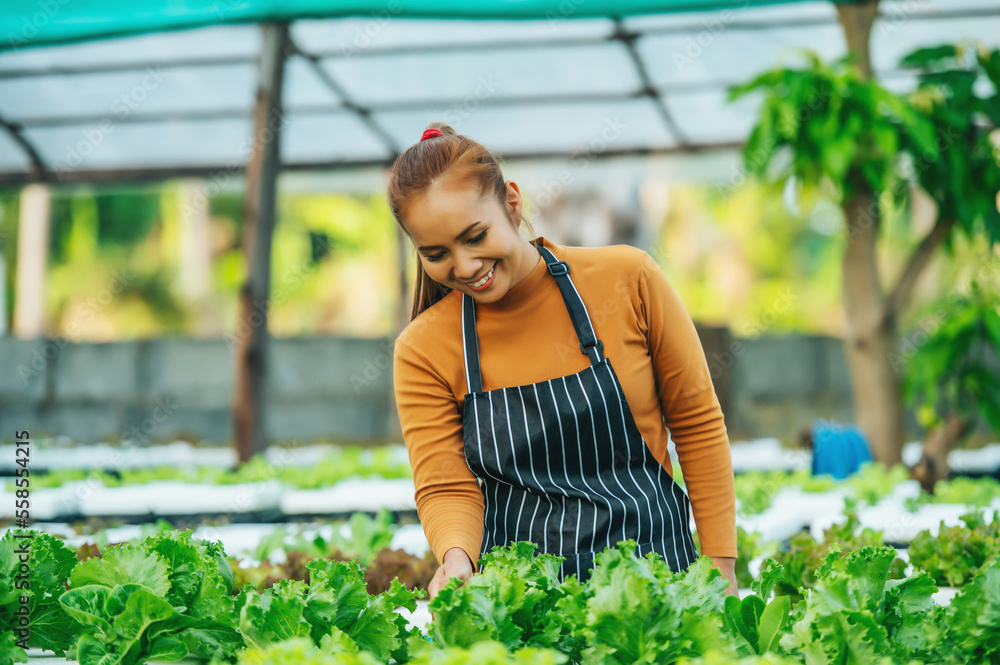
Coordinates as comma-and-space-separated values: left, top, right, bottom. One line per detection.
637, 252, 738, 561
393, 336, 485, 574
708, 555, 739, 597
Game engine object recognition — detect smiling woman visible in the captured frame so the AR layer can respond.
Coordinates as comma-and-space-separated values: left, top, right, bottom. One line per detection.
405, 171, 541, 302
385, 122, 737, 602
386, 123, 539, 318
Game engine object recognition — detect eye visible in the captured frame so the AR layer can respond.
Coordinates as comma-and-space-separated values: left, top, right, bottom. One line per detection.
424, 231, 487, 263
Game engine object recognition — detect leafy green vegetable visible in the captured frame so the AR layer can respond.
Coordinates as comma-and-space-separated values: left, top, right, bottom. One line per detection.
908, 510, 1000, 586
941, 555, 1000, 662
0, 529, 78, 654
427, 541, 737, 665
59, 531, 244, 665
781, 546, 940, 663
3, 445, 412, 492
0, 630, 27, 665
236, 636, 568, 665
427, 542, 567, 655
772, 511, 905, 601
240, 556, 422, 663
723, 559, 790, 656
924, 475, 1000, 508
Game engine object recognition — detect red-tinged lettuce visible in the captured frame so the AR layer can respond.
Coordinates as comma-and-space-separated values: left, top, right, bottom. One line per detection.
0, 529, 78, 655
780, 545, 941, 664
942, 555, 1000, 662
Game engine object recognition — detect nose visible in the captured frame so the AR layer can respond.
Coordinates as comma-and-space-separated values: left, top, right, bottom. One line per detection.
454, 251, 484, 282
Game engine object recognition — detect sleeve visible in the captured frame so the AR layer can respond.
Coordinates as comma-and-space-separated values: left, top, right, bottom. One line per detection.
637, 252, 737, 558
392, 336, 485, 570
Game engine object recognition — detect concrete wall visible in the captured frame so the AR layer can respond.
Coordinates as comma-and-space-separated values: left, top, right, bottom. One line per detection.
0, 336, 393, 445
0, 332, 932, 446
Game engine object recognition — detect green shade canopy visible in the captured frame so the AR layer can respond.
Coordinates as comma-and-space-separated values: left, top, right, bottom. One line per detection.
0, 0, 997, 185
4, 0, 826, 51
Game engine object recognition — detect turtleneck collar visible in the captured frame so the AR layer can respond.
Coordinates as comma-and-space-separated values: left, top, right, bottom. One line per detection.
477, 235, 557, 312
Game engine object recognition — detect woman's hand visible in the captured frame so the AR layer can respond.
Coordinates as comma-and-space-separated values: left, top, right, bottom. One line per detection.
428, 547, 474, 601
708, 555, 739, 598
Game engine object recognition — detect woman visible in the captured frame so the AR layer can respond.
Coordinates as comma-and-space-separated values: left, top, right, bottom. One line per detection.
389, 123, 737, 599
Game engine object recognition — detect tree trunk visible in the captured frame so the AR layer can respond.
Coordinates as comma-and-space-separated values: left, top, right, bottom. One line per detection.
841, 189, 906, 466
910, 413, 970, 492
233, 23, 289, 464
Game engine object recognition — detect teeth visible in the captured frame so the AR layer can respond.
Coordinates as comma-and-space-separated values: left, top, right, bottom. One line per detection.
469, 266, 494, 287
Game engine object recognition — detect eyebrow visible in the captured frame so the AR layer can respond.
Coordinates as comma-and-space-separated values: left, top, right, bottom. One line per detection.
417, 222, 483, 251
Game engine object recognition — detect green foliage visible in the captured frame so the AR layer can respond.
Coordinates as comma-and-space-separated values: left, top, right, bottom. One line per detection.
3, 445, 412, 491
782, 546, 940, 663
734, 471, 836, 517
428, 541, 735, 665
733, 464, 904, 517
239, 557, 422, 663
0, 630, 27, 665
923, 475, 1000, 508
772, 511, 906, 602
251, 509, 397, 569
734, 527, 776, 588
898, 43, 1000, 244
942, 555, 1000, 662
900, 283, 1000, 435
728, 50, 935, 204
844, 463, 911, 506
723, 559, 791, 656
59, 530, 243, 665
0, 529, 78, 655
908, 510, 1000, 587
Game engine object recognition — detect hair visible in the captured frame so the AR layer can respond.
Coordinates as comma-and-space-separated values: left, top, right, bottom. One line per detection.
387, 122, 536, 321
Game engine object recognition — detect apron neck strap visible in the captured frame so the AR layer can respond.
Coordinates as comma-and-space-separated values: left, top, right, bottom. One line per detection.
463, 241, 605, 395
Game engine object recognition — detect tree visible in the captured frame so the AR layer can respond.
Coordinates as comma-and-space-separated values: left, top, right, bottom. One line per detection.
728, 39, 1000, 467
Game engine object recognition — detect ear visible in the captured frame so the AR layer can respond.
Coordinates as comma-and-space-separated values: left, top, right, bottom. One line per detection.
505, 180, 523, 223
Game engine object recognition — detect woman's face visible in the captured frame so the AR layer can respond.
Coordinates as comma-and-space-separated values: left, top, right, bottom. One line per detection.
404, 175, 537, 304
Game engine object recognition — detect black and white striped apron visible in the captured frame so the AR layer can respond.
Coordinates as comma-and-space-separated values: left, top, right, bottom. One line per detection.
461, 241, 699, 583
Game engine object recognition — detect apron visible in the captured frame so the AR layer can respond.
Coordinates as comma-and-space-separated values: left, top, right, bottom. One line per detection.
461, 241, 699, 583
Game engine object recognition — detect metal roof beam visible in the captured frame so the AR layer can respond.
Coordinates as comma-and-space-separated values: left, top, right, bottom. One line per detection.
0, 140, 744, 186
612, 17, 688, 147
6, 66, 922, 129
0, 112, 47, 180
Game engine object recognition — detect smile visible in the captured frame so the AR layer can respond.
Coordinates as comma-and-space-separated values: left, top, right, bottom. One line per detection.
466, 263, 496, 290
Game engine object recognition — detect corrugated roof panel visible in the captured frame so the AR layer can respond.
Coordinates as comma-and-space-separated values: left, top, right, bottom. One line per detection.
320, 41, 642, 106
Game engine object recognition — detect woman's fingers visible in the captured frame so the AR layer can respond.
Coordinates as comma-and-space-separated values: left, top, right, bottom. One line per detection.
427, 556, 473, 601
428, 567, 445, 600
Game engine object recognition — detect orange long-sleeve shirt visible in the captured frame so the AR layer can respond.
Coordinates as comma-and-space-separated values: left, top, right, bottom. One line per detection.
392, 234, 736, 568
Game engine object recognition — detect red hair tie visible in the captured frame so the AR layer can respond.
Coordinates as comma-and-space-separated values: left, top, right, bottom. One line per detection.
420, 128, 443, 141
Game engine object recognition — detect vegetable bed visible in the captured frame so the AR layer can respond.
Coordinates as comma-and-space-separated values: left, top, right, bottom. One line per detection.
3, 513, 1000, 665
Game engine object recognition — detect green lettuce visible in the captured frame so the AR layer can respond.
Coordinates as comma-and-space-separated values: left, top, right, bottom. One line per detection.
0, 529, 78, 654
